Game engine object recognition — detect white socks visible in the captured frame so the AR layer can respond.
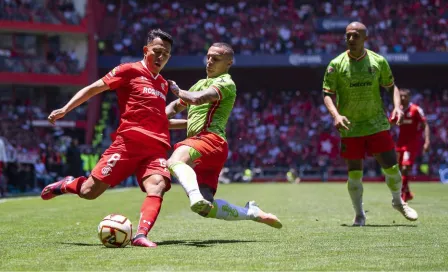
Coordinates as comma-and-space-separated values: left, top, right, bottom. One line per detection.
347, 170, 364, 216
383, 165, 404, 205
169, 162, 204, 205
207, 199, 256, 221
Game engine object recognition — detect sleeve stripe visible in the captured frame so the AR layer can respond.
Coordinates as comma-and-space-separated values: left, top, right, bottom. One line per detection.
381, 82, 394, 88
211, 86, 223, 100
323, 88, 335, 94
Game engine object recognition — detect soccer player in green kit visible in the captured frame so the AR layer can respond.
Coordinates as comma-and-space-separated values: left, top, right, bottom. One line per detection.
165, 43, 282, 228
322, 22, 418, 226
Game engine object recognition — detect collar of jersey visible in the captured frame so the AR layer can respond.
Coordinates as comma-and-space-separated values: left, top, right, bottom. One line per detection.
140, 60, 159, 80
207, 72, 229, 80
347, 49, 367, 61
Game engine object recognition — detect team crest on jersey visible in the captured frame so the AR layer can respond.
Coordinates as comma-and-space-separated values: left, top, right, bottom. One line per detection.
101, 166, 112, 176
161, 82, 165, 90
368, 66, 376, 75
327, 66, 334, 74
111, 66, 120, 76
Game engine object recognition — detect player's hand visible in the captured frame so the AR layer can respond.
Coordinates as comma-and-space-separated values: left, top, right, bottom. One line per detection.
47, 108, 67, 125
167, 80, 180, 96
423, 141, 430, 153
334, 115, 350, 131
391, 107, 404, 125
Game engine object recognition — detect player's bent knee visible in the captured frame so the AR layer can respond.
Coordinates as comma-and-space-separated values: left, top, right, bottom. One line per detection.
143, 175, 168, 196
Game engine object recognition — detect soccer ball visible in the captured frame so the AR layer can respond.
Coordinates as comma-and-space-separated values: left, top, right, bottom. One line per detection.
98, 214, 132, 248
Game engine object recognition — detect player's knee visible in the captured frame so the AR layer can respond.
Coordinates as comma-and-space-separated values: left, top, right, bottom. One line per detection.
143, 175, 167, 196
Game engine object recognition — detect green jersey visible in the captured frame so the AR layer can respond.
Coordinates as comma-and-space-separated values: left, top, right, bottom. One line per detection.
323, 49, 394, 138
184, 73, 236, 140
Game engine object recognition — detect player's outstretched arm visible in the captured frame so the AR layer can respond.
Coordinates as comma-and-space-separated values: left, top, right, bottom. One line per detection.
47, 79, 110, 125
166, 98, 187, 119
168, 119, 187, 130
323, 93, 350, 131
168, 80, 219, 105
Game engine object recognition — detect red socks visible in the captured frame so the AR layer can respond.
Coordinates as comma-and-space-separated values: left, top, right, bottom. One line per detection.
63, 176, 87, 195
401, 175, 409, 194
136, 196, 163, 237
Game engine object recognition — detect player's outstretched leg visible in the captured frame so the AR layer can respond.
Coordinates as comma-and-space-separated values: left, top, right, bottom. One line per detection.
168, 161, 212, 214
347, 170, 366, 226
41, 176, 87, 200
204, 199, 282, 229
383, 165, 418, 221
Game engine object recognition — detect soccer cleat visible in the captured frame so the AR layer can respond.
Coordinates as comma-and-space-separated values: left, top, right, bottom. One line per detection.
190, 199, 213, 216
245, 201, 283, 229
352, 214, 366, 226
132, 234, 157, 248
392, 202, 418, 221
40, 176, 74, 200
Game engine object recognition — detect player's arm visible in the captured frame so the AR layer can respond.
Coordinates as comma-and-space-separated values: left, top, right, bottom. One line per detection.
166, 98, 187, 119
168, 119, 188, 130
380, 58, 403, 125
423, 120, 431, 152
48, 79, 109, 125
323, 94, 350, 130
168, 80, 220, 105
322, 62, 350, 130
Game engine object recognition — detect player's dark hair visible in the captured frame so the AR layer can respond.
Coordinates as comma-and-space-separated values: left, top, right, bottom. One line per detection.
211, 42, 234, 57
147, 29, 173, 46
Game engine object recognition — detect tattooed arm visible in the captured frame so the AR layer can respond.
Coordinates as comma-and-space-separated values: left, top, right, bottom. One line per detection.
168, 80, 220, 105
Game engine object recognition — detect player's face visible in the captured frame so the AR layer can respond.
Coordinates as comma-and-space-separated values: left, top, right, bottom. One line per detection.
143, 37, 171, 74
206, 46, 233, 78
400, 91, 410, 106
345, 29, 366, 52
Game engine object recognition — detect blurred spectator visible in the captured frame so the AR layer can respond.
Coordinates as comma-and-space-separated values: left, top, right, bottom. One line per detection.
98, 0, 448, 56
0, 0, 82, 25
65, 138, 83, 177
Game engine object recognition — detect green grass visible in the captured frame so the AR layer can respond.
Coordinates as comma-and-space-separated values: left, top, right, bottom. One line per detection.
1, 183, 448, 271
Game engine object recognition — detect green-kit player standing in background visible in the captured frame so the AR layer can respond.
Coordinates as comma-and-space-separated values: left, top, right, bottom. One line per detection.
322, 22, 418, 226
165, 43, 282, 228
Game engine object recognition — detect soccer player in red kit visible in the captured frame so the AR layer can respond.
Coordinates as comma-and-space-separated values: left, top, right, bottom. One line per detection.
41, 29, 174, 248
393, 88, 430, 202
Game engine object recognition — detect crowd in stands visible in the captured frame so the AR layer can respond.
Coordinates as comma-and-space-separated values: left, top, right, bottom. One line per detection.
0, 33, 80, 74
0, 0, 81, 25
99, 0, 448, 56
0, 97, 88, 196
1, 87, 446, 196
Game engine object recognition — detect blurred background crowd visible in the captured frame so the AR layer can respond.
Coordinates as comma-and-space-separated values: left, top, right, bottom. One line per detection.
0, 0, 447, 196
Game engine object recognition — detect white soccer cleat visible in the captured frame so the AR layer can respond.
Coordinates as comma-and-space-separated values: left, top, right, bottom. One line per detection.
352, 214, 366, 226
245, 201, 283, 229
392, 202, 418, 221
190, 199, 213, 216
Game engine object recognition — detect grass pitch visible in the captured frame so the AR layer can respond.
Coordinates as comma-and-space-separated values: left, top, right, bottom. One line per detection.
1, 182, 447, 271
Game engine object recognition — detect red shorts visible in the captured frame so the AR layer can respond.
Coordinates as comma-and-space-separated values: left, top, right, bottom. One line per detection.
396, 147, 418, 166
91, 135, 171, 192
340, 130, 395, 160
174, 132, 228, 194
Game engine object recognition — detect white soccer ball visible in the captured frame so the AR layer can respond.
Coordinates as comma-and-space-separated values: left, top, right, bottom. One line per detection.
98, 214, 132, 248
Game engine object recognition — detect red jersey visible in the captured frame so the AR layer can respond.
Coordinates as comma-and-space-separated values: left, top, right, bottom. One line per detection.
396, 103, 426, 149
102, 61, 170, 148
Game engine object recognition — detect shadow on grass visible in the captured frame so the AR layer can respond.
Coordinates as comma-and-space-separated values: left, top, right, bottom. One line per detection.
157, 239, 259, 248
340, 224, 417, 227
58, 242, 103, 247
